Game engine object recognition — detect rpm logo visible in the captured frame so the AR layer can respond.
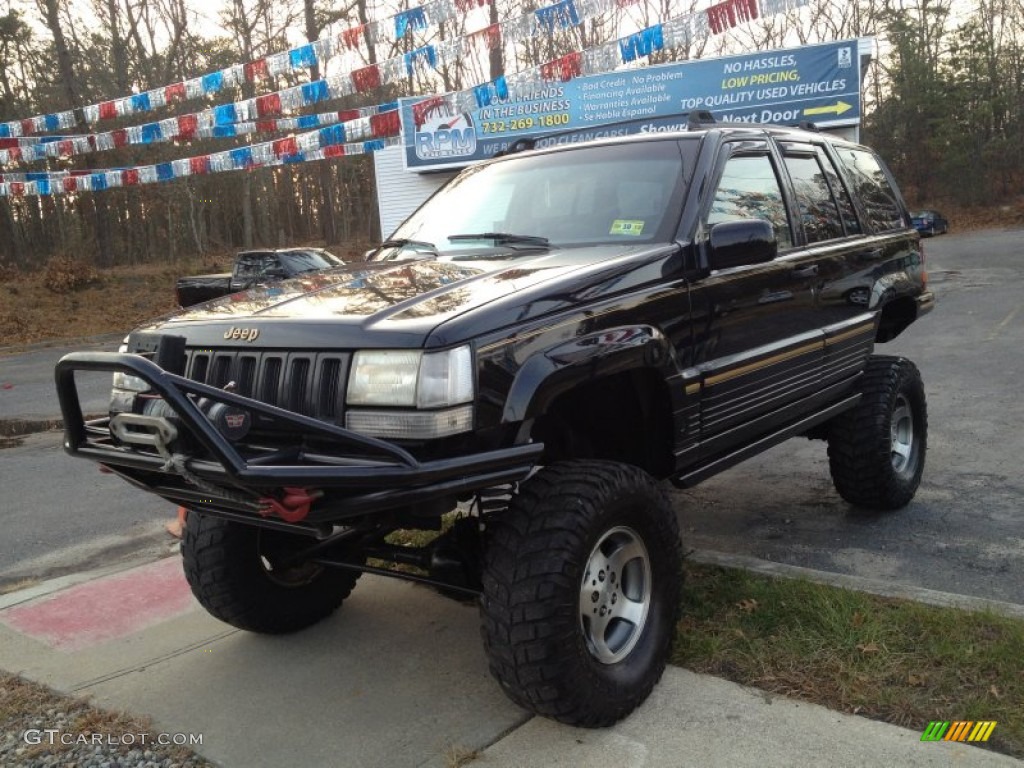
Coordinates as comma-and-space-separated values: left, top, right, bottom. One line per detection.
223, 327, 260, 342
414, 112, 477, 160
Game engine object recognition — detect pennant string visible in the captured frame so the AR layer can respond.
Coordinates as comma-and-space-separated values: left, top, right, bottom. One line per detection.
0, 0, 808, 196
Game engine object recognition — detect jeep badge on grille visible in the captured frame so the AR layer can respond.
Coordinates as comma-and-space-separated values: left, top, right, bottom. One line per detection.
224, 327, 260, 342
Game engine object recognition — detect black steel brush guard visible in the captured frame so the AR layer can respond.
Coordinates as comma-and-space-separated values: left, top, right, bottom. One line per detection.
55, 352, 543, 532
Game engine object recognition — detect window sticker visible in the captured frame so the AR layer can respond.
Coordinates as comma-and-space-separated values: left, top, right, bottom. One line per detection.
610, 219, 645, 235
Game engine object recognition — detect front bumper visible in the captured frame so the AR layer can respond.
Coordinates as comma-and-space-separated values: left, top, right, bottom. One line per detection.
56, 352, 542, 529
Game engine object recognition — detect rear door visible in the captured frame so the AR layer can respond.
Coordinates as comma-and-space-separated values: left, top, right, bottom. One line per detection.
777, 140, 880, 390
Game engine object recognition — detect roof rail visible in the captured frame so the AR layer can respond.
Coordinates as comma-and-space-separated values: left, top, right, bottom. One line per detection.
687, 110, 716, 129
797, 120, 819, 132
498, 137, 539, 156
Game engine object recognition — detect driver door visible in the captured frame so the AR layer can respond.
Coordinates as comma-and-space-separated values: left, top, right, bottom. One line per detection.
687, 141, 825, 453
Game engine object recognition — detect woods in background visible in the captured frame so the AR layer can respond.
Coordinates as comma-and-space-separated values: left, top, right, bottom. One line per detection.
0, 0, 1020, 270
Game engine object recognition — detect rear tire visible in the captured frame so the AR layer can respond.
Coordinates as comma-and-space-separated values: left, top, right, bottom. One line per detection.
827, 356, 927, 509
182, 512, 359, 633
480, 461, 682, 727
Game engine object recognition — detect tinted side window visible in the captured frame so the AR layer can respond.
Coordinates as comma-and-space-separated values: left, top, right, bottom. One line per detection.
782, 153, 843, 243
280, 251, 336, 273
835, 148, 905, 232
818, 148, 861, 235
708, 154, 793, 250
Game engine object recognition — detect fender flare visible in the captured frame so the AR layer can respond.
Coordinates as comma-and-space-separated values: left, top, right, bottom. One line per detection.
501, 325, 676, 424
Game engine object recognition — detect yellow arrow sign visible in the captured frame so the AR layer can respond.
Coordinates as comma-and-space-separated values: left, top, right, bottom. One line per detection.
804, 101, 852, 117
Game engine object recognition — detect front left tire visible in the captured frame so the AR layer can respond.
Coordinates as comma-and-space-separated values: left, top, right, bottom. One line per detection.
479, 460, 683, 727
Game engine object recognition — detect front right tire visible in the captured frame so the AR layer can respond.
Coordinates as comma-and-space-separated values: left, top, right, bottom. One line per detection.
182, 511, 360, 634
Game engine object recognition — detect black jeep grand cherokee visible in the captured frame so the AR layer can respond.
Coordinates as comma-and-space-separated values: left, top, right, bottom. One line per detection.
57, 119, 933, 727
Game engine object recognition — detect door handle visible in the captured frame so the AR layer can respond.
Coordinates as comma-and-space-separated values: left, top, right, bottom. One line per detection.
791, 264, 819, 279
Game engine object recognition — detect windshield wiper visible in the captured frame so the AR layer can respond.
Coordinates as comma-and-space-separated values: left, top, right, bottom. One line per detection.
368, 238, 438, 261
448, 232, 550, 248
378, 238, 437, 251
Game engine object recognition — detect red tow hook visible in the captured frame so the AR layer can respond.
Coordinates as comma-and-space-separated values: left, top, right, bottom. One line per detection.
258, 487, 322, 522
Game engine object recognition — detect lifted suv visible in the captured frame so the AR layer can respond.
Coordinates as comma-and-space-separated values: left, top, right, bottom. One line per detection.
57, 120, 933, 726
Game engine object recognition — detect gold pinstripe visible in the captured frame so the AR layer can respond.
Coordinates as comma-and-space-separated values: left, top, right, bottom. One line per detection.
704, 341, 822, 387
825, 323, 875, 346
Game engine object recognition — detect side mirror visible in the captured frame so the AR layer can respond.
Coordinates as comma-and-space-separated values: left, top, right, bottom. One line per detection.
708, 219, 777, 271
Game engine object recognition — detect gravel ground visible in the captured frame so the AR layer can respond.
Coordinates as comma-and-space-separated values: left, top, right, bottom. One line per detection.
0, 672, 212, 768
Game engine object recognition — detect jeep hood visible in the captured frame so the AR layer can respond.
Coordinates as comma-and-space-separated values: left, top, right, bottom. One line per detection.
140, 245, 674, 348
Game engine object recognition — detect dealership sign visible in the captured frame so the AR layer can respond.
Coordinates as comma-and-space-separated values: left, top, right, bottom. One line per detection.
402, 38, 867, 171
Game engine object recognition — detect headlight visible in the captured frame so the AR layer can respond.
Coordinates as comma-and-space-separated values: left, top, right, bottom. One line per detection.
346, 350, 422, 406
112, 342, 151, 393
347, 346, 474, 409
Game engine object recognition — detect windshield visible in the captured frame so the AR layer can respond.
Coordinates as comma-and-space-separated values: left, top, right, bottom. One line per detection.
280, 249, 343, 273
391, 140, 690, 251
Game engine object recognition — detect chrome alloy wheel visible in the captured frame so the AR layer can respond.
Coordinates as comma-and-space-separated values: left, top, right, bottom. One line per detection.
891, 393, 915, 474
579, 526, 652, 664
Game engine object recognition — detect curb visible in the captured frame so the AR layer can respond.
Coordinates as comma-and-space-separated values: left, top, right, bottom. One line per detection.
0, 555, 170, 612
6, 544, 1021, 622
690, 549, 1024, 620
0, 532, 179, 611
0, 415, 103, 439
0, 418, 63, 439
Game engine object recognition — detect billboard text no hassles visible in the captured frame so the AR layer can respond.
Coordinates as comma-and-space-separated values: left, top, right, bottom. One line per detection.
402, 39, 864, 171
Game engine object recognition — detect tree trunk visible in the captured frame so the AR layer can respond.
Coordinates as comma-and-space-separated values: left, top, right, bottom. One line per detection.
230, 0, 257, 250
40, 0, 114, 266
489, 0, 502, 79
241, 174, 254, 248
0, 198, 24, 267
304, 0, 339, 245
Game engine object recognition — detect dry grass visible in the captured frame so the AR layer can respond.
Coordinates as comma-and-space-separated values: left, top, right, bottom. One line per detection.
444, 743, 481, 767
0, 578, 39, 595
0, 260, 191, 349
674, 563, 1024, 757
0, 244, 371, 350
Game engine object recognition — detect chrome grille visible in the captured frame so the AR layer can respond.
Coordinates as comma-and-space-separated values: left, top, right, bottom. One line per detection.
185, 349, 350, 423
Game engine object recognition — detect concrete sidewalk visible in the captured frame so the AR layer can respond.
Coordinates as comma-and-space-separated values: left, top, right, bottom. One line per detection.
0, 555, 1018, 768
